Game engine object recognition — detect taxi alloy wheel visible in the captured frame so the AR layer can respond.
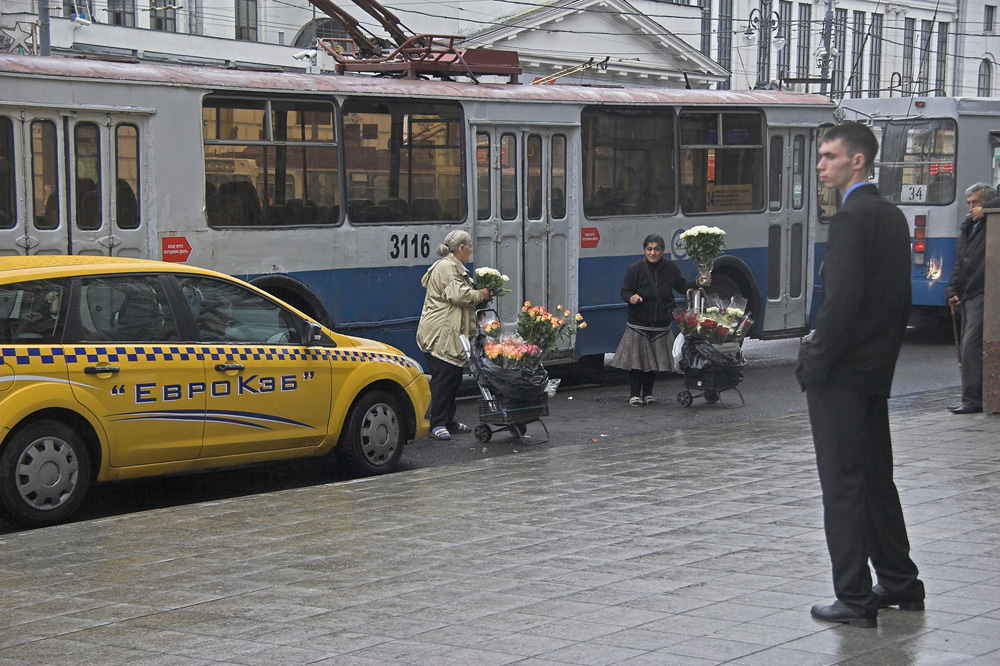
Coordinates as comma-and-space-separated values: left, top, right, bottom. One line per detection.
1, 419, 92, 527
335, 390, 405, 476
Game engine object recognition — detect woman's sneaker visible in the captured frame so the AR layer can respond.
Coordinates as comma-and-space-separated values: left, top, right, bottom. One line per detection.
629, 396, 643, 407
644, 395, 658, 405
431, 426, 451, 440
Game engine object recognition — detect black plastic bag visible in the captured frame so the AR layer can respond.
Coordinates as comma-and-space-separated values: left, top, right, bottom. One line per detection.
470, 333, 548, 401
679, 337, 741, 373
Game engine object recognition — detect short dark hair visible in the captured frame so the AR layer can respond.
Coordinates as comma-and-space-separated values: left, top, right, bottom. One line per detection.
643, 233, 665, 250
822, 122, 879, 170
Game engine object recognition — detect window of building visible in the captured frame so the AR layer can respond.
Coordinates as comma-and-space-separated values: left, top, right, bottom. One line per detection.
679, 111, 764, 214
718, 0, 733, 90
850, 11, 865, 97
204, 96, 340, 227
108, 0, 136, 27
235, 0, 257, 41
581, 107, 675, 217
935, 23, 948, 95
796, 3, 811, 78
293, 18, 349, 48
150, 0, 176, 32
777, 1, 792, 81
868, 13, 883, 97
917, 20, 934, 93
986, 5, 996, 32
979, 59, 992, 96
902, 18, 915, 94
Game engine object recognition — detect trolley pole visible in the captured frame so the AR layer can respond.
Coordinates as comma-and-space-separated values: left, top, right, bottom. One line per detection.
39, 0, 52, 56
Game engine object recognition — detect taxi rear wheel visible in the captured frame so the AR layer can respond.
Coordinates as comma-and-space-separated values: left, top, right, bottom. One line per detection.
335, 390, 405, 476
0, 420, 92, 527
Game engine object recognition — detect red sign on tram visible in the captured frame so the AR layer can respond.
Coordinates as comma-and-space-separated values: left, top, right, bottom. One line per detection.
581, 227, 601, 249
161, 236, 191, 263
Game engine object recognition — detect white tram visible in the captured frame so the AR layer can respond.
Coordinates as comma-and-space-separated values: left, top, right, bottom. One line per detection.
0, 54, 837, 362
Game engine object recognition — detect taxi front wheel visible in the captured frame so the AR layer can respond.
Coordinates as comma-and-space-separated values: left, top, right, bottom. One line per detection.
335, 390, 405, 476
1, 420, 92, 527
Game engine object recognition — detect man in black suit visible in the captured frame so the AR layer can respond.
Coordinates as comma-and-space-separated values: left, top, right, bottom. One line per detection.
796, 122, 924, 628
945, 182, 994, 414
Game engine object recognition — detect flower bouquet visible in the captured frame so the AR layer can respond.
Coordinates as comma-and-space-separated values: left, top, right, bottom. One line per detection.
674, 294, 753, 344
679, 225, 726, 281
483, 334, 543, 370
517, 302, 586, 351
474, 267, 511, 299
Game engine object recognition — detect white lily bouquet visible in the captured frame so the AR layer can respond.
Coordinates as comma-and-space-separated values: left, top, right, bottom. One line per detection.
473, 267, 511, 299
679, 225, 726, 281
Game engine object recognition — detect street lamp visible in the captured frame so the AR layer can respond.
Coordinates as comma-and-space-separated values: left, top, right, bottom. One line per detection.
743, 0, 784, 89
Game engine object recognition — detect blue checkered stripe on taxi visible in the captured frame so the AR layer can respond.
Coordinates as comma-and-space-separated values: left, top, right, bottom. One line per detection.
1, 345, 420, 370
0, 347, 66, 365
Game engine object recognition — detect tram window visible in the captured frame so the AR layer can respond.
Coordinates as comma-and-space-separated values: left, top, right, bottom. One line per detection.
204, 96, 339, 227
343, 98, 464, 224
767, 225, 781, 299
680, 111, 763, 214
792, 135, 805, 210
789, 222, 803, 298
871, 118, 956, 205
0, 116, 13, 230
31, 120, 59, 231
551, 135, 567, 219
769, 135, 783, 211
116, 124, 140, 230
500, 134, 517, 221
527, 135, 542, 220
582, 107, 674, 218
476, 133, 490, 220
75, 122, 102, 231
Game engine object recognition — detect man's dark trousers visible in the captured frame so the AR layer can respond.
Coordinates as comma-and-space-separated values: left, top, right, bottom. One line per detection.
806, 383, 922, 616
960, 293, 984, 411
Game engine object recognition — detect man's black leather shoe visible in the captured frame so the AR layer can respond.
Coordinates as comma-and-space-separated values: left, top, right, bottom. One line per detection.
810, 601, 877, 628
951, 406, 982, 414
873, 584, 925, 610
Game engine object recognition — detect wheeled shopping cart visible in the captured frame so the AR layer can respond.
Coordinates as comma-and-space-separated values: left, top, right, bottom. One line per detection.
675, 337, 745, 407
461, 333, 549, 445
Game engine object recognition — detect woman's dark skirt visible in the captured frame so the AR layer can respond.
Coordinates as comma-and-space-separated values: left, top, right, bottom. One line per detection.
609, 326, 676, 373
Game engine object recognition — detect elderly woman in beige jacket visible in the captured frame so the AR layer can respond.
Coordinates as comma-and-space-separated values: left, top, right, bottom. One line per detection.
417, 230, 490, 440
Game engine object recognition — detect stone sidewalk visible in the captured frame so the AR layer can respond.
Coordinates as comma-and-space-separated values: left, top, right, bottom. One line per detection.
1, 388, 998, 666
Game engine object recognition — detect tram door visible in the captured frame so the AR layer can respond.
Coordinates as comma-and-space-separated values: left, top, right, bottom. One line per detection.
473, 125, 575, 329
761, 128, 812, 334
0, 108, 146, 257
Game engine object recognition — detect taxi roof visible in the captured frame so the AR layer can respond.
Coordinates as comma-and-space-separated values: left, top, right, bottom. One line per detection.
0, 255, 222, 281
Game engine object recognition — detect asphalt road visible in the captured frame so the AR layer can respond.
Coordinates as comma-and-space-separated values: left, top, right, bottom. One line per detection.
1, 322, 960, 533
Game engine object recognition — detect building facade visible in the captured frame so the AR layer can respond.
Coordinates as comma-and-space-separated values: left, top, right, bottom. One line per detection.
2, 0, 998, 95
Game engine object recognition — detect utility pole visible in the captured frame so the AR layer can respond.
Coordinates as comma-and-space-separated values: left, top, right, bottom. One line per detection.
39, 0, 51, 56
819, 0, 833, 95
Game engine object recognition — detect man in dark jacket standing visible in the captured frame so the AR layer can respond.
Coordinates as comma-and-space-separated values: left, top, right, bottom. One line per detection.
945, 182, 994, 414
796, 122, 924, 628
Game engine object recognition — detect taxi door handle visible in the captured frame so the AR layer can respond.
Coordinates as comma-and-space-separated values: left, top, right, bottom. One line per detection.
214, 363, 245, 372
84, 365, 119, 374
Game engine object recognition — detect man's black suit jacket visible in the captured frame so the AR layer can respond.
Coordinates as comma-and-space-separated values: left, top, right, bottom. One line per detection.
796, 183, 911, 397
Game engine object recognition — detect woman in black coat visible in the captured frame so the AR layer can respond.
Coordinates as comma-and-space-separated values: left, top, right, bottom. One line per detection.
609, 234, 697, 406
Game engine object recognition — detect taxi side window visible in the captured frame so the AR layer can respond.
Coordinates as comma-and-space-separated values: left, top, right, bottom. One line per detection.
177, 276, 300, 344
0, 279, 68, 344
73, 276, 180, 343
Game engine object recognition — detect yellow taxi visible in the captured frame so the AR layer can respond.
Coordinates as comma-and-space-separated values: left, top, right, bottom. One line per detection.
0, 256, 430, 527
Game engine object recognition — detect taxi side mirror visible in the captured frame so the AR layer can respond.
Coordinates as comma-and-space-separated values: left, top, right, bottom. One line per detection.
304, 321, 323, 345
